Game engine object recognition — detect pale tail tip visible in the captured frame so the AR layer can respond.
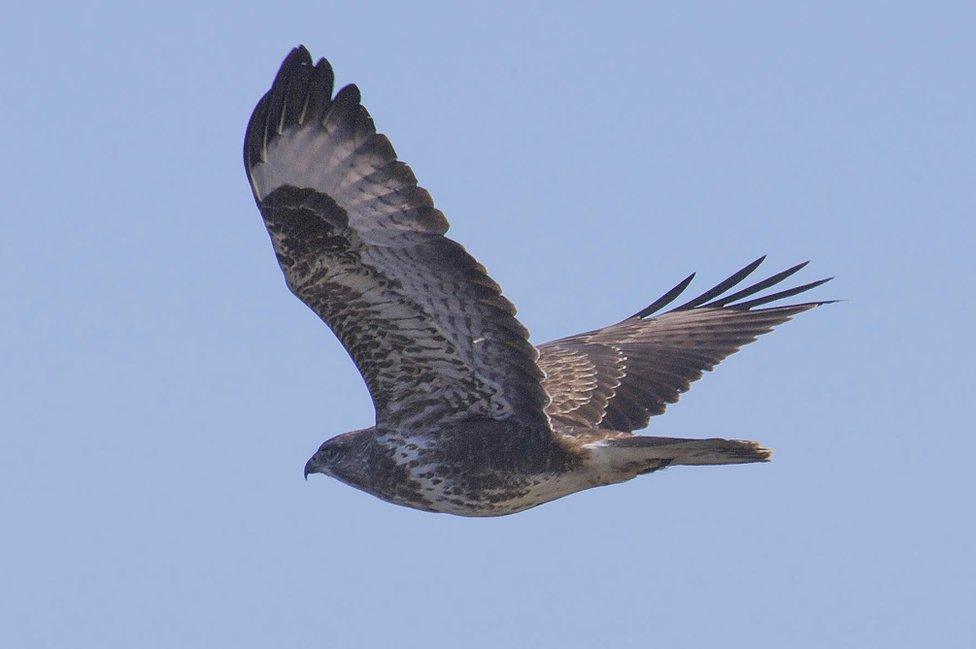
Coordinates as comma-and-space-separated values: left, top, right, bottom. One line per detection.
737, 439, 774, 462
755, 443, 774, 462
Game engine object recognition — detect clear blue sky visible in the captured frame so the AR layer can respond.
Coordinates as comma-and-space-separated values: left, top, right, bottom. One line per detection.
2, 3, 973, 648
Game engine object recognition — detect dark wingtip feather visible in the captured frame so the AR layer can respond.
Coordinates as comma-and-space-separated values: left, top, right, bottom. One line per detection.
626, 258, 834, 321
245, 47, 314, 171
244, 46, 340, 178
749, 297, 840, 314
271, 46, 314, 91
630, 272, 696, 319
334, 83, 362, 105
706, 260, 810, 308
672, 256, 766, 311
729, 277, 834, 310
289, 45, 313, 66
301, 58, 335, 123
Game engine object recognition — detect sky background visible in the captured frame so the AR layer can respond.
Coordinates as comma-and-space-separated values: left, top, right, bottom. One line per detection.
2, 2, 974, 648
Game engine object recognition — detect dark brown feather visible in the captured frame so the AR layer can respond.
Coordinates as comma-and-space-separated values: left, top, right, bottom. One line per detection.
245, 47, 552, 435
538, 259, 832, 433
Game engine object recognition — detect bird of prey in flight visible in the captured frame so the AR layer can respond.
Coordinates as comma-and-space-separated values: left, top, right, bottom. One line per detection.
244, 46, 832, 516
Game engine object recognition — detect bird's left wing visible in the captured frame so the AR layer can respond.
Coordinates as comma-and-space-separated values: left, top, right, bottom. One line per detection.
244, 47, 550, 433
537, 258, 832, 433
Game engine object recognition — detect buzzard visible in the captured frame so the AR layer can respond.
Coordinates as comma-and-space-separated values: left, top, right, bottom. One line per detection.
244, 46, 832, 516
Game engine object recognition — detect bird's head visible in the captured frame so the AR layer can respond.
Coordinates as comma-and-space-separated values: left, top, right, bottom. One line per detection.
304, 428, 373, 484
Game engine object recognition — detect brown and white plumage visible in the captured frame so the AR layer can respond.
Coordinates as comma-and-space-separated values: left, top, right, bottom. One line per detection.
244, 47, 549, 436
245, 47, 832, 516
539, 257, 832, 435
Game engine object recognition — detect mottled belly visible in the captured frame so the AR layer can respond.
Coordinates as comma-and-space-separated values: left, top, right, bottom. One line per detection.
396, 466, 594, 517
368, 428, 589, 516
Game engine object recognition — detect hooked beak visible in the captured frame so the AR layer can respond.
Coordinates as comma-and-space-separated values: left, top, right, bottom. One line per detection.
304, 456, 316, 481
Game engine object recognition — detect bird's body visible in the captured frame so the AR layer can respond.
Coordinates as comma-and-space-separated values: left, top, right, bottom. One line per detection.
315, 422, 579, 517
245, 46, 831, 516
312, 423, 772, 516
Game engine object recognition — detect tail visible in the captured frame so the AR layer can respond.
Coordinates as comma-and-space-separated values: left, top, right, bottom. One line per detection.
600, 435, 772, 473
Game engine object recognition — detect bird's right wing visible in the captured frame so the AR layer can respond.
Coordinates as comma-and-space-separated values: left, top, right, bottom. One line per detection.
537, 258, 832, 433
245, 47, 551, 434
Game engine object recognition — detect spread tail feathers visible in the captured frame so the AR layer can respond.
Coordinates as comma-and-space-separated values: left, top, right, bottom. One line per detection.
605, 435, 772, 468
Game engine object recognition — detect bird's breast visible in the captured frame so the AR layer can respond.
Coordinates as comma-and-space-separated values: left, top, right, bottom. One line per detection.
365, 426, 585, 516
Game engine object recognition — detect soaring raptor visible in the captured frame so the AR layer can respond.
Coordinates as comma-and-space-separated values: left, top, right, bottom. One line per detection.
244, 46, 831, 516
